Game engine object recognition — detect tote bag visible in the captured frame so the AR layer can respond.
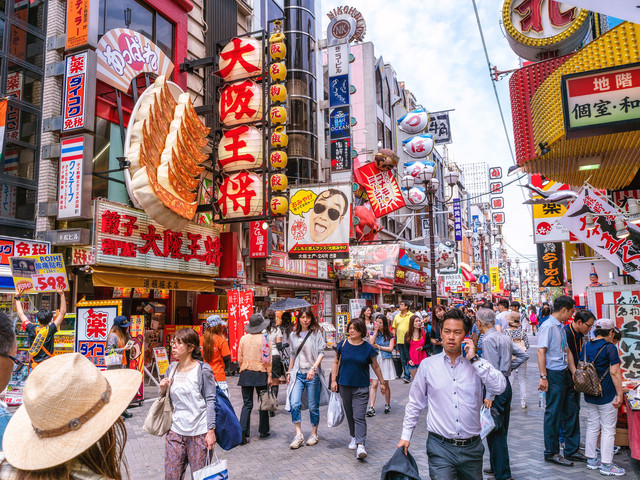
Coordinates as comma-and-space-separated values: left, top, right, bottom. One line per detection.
193, 449, 229, 480
143, 365, 176, 436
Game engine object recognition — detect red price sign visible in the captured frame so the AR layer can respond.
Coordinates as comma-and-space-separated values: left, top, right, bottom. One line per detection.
33, 273, 69, 292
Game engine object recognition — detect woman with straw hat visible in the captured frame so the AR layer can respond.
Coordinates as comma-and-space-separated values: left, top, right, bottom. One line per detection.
0, 352, 141, 479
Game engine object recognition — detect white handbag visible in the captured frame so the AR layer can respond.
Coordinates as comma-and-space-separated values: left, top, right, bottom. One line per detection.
193, 449, 229, 480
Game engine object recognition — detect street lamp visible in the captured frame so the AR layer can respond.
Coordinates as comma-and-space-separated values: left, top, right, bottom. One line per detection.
417, 167, 458, 309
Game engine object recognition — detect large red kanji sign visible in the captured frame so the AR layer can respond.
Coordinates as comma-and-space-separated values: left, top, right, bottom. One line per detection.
355, 162, 405, 218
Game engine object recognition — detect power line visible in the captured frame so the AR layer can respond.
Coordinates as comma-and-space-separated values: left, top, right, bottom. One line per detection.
469, 0, 532, 219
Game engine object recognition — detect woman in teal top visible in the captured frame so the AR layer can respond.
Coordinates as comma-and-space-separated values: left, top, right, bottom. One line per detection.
367, 313, 395, 417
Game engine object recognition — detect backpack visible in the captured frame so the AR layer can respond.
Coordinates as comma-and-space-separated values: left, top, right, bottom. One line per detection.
573, 343, 610, 397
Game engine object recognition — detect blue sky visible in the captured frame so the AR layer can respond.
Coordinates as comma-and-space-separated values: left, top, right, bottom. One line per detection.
321, 0, 538, 263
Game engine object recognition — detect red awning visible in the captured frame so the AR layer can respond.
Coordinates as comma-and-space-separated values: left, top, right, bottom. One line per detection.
362, 279, 394, 294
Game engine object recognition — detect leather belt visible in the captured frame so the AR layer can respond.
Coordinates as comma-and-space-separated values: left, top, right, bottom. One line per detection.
429, 431, 480, 447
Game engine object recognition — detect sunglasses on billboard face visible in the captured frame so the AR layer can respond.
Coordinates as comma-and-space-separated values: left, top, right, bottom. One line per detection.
313, 202, 341, 221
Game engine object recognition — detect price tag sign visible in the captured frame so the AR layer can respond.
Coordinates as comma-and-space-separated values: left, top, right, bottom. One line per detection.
10, 253, 70, 294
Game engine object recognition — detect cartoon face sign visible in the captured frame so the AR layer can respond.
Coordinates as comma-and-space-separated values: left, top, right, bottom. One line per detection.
309, 190, 348, 242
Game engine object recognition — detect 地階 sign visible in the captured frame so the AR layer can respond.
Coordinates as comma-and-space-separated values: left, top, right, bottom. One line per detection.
562, 62, 640, 139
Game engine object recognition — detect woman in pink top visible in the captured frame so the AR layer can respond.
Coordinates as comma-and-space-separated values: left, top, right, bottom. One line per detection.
405, 315, 427, 380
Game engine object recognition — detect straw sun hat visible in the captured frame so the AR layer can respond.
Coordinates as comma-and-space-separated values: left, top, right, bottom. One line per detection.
4, 353, 141, 471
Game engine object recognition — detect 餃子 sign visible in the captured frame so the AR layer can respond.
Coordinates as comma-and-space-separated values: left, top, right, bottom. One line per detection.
287, 185, 350, 260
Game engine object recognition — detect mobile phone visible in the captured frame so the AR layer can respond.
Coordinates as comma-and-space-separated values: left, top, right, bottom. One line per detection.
125, 340, 134, 348
461, 343, 467, 357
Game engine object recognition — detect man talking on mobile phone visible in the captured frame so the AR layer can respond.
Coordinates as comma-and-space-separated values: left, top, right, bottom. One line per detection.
397, 308, 506, 480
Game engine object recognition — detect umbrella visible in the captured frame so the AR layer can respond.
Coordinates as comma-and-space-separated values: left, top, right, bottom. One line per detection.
270, 298, 311, 311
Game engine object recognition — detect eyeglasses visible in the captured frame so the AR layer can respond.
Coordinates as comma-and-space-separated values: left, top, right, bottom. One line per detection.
313, 203, 341, 221
170, 339, 181, 346
1, 353, 24, 373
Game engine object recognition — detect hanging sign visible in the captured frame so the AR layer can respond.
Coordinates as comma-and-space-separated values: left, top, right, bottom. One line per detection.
493, 212, 506, 224
453, 198, 463, 241
227, 290, 254, 362
491, 197, 504, 209
397, 108, 430, 135
426, 111, 452, 144
96, 29, 174, 93
531, 175, 570, 243
66, 0, 98, 51
58, 134, 93, 220
76, 300, 122, 370
287, 185, 351, 260
490, 182, 503, 194
537, 242, 564, 287
355, 162, 405, 217
490, 259, 500, 293
330, 138, 352, 172
0, 99, 7, 156
217, 37, 262, 82
489, 167, 503, 179
62, 51, 97, 132
129, 315, 145, 401
10, 253, 70, 294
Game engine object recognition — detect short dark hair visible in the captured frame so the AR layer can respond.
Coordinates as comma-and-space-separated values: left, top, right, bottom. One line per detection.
0, 313, 16, 356
346, 318, 367, 339
480, 301, 494, 311
612, 328, 622, 342
440, 308, 473, 334
593, 327, 613, 338
553, 295, 575, 313
399, 300, 409, 308
498, 300, 510, 309
36, 309, 54, 325
510, 301, 521, 309
574, 309, 595, 324
316, 189, 349, 216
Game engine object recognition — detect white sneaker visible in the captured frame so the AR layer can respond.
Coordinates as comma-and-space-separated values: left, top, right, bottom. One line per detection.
306, 434, 318, 446
289, 435, 304, 449
356, 444, 367, 459
521, 399, 527, 409
348, 437, 357, 449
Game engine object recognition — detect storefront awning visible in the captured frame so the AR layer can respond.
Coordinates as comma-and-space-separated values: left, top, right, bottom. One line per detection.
265, 275, 335, 291
362, 279, 394, 294
0, 275, 15, 294
394, 286, 428, 297
91, 266, 217, 292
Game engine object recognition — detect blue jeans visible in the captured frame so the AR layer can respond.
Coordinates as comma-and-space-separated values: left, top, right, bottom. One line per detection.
290, 372, 320, 426
398, 343, 411, 380
487, 379, 512, 480
544, 369, 580, 457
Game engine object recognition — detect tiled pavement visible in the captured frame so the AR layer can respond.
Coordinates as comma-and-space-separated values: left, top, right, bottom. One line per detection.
124, 337, 639, 479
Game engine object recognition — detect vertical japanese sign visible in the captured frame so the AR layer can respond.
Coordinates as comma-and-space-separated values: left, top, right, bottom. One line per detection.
62, 51, 96, 133
453, 198, 462, 241
327, 43, 351, 174
426, 111, 452, 145
530, 174, 570, 243
472, 215, 482, 265
558, 189, 640, 281
76, 300, 121, 370
58, 134, 93, 220
66, 0, 99, 50
537, 242, 564, 287
613, 304, 640, 380
129, 315, 145, 401
490, 259, 500, 293
0, 100, 6, 156
227, 290, 240, 362
249, 221, 269, 258
3, 75, 20, 142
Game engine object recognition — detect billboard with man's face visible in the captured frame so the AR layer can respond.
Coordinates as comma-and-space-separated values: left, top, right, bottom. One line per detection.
287, 185, 351, 259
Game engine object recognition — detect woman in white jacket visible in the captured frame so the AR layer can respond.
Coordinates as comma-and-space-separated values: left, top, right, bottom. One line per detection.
285, 308, 330, 449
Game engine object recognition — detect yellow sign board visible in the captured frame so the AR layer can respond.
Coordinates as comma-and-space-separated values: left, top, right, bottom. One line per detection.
490, 261, 500, 293
153, 346, 170, 376
10, 253, 70, 294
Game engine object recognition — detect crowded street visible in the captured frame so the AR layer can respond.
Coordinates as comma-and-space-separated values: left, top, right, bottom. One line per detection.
1, 0, 640, 479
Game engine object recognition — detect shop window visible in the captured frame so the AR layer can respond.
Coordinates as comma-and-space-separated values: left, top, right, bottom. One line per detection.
0, 0, 4, 14
7, 63, 43, 107
0, 182, 35, 221
0, 19, 4, 42
12, 1, 45, 32
385, 127, 392, 149
384, 79, 391, 116
8, 25, 44, 67
92, 117, 129, 203
1, 143, 35, 181
375, 69, 383, 109
100, 0, 174, 61
377, 119, 383, 147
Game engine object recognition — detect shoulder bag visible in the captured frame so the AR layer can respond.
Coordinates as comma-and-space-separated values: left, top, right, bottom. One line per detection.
143, 363, 177, 436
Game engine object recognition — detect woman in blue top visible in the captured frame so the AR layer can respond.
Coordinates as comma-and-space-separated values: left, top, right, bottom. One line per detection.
579, 318, 625, 476
366, 313, 395, 417
330, 318, 386, 460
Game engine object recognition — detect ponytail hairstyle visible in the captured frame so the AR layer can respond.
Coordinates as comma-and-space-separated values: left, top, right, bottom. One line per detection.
173, 328, 203, 361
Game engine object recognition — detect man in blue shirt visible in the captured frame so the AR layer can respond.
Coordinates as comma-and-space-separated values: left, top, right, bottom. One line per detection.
537, 296, 585, 467
0, 312, 17, 450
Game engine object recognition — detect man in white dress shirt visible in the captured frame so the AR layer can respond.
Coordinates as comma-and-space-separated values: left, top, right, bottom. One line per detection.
398, 308, 506, 479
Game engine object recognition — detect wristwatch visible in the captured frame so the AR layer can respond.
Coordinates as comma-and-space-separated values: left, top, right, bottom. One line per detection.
469, 355, 480, 364
311, 366, 317, 372
540, 374, 548, 380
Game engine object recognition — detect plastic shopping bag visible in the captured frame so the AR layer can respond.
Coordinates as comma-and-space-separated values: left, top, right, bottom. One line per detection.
193, 449, 229, 480
327, 391, 344, 428
480, 406, 495, 439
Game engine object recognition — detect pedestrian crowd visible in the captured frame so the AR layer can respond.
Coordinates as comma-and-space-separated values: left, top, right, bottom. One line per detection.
0, 293, 629, 479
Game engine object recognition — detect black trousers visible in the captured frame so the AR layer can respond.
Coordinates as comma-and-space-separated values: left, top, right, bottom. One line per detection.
487, 378, 512, 480
239, 385, 270, 438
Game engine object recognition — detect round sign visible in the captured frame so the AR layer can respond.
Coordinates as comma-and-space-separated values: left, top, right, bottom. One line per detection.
478, 275, 489, 285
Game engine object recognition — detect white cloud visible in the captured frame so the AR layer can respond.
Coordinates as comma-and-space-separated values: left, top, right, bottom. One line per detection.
321, 0, 537, 261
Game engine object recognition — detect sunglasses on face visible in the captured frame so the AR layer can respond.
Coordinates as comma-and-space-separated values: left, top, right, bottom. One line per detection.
1, 353, 23, 373
313, 202, 342, 221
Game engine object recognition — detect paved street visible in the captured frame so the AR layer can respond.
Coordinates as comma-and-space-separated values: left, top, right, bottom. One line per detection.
124, 338, 639, 479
